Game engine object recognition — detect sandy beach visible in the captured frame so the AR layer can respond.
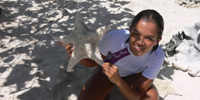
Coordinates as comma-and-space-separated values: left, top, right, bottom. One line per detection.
0, 0, 200, 100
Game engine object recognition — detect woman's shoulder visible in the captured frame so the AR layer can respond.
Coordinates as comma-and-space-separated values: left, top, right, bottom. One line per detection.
151, 46, 165, 59
156, 46, 165, 56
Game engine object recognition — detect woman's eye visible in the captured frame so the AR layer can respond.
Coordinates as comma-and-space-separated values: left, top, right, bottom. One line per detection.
146, 37, 153, 41
133, 32, 139, 36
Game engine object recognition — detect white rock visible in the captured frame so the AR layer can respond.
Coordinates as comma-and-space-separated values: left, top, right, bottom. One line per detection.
165, 22, 200, 77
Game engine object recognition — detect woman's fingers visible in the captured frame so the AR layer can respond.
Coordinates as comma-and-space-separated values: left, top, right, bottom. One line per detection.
57, 42, 73, 49
102, 70, 111, 77
102, 63, 120, 84
57, 42, 74, 58
102, 63, 117, 75
57, 42, 66, 47
102, 62, 111, 68
65, 44, 73, 49
66, 45, 73, 58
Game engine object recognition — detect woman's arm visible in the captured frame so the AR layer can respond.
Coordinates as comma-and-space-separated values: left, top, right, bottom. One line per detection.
80, 54, 107, 67
102, 63, 153, 100
116, 75, 153, 100
79, 58, 98, 67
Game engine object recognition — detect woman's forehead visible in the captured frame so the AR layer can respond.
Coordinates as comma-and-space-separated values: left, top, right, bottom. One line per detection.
134, 20, 158, 36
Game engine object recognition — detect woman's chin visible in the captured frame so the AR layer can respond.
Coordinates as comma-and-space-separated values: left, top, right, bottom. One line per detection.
133, 52, 144, 56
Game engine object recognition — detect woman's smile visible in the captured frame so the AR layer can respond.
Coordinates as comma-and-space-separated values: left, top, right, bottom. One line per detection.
133, 45, 145, 52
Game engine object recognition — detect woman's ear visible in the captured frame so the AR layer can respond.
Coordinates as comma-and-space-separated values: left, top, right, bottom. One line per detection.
154, 38, 162, 46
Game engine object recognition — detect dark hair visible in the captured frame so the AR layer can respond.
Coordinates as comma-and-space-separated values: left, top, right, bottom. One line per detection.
128, 9, 164, 54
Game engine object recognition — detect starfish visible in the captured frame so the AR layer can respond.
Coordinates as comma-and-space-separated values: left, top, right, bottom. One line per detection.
53, 12, 111, 72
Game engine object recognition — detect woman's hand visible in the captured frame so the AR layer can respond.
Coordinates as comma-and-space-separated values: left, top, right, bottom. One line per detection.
57, 42, 74, 58
102, 62, 121, 85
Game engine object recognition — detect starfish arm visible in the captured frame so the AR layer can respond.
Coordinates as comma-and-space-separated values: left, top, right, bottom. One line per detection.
75, 12, 84, 28
90, 48, 104, 66
82, 42, 104, 66
74, 12, 96, 37
67, 54, 84, 72
86, 32, 98, 43
91, 56, 104, 66
96, 25, 111, 38
75, 12, 91, 33
84, 43, 93, 58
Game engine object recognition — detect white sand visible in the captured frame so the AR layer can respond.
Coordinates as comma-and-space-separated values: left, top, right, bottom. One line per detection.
0, 0, 200, 100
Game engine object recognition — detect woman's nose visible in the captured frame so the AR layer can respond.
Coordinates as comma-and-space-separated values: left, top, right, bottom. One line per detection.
137, 37, 144, 45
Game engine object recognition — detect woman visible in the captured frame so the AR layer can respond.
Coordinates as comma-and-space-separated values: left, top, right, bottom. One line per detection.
58, 9, 165, 100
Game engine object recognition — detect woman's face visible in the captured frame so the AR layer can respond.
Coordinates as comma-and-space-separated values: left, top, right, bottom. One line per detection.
129, 20, 161, 56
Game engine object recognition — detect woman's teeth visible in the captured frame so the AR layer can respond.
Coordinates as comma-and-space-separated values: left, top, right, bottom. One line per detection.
135, 46, 144, 51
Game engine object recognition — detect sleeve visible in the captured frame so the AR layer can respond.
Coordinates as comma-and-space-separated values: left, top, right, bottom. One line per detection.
98, 31, 113, 56
142, 48, 165, 79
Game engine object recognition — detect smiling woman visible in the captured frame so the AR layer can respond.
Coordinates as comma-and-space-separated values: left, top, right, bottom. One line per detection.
60, 9, 165, 100
129, 20, 160, 56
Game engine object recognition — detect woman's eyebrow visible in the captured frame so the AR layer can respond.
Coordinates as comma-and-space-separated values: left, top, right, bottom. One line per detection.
133, 29, 156, 38
132, 29, 140, 33
146, 35, 156, 39
132, 29, 156, 38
